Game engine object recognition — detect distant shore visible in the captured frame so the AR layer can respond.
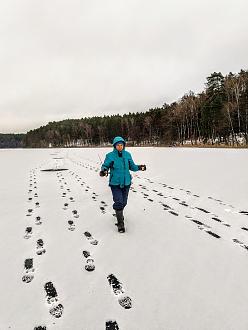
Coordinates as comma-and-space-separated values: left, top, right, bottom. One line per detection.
2, 144, 247, 150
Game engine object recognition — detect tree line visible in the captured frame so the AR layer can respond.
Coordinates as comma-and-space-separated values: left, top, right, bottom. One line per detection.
0, 134, 25, 148
3, 69, 248, 148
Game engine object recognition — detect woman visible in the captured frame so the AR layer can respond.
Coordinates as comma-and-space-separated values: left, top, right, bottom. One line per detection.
100, 136, 146, 233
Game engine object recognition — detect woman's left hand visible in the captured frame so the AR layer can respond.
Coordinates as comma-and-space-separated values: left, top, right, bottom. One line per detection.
138, 165, 146, 171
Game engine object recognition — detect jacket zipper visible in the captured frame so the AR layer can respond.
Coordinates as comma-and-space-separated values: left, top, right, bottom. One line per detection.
123, 155, 126, 186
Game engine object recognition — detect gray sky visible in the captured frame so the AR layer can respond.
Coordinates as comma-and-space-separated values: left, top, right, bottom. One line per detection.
0, 0, 247, 133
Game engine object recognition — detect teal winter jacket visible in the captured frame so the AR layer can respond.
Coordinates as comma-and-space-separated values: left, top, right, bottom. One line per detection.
101, 137, 139, 188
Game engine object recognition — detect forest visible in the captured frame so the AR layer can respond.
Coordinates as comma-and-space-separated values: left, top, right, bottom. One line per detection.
3, 70, 248, 148
0, 134, 25, 148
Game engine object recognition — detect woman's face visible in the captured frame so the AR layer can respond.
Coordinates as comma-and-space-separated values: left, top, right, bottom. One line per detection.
116, 143, 124, 151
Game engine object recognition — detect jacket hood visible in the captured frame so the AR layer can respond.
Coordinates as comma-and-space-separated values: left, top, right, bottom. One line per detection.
112, 136, 126, 148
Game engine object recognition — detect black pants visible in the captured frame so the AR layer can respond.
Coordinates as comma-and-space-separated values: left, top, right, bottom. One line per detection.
110, 185, 130, 210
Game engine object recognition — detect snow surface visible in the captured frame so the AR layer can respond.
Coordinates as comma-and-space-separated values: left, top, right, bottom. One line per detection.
0, 147, 248, 330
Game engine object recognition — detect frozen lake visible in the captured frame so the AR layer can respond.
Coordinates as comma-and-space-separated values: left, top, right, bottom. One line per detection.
0, 147, 248, 330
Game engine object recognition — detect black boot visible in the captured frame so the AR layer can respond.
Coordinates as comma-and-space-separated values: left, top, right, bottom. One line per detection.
115, 209, 125, 233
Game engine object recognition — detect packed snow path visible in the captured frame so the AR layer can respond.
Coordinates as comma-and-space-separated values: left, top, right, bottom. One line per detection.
0, 147, 248, 330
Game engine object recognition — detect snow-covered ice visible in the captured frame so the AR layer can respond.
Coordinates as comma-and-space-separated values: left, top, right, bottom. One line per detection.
0, 147, 248, 330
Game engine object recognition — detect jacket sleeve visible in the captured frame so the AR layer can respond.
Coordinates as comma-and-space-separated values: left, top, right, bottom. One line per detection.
128, 155, 139, 172
101, 153, 113, 171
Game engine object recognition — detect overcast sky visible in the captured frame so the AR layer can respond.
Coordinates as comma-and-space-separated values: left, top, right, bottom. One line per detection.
0, 0, 247, 133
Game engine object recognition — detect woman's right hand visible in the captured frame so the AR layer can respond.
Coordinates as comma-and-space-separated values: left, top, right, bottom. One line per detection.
99, 170, 108, 177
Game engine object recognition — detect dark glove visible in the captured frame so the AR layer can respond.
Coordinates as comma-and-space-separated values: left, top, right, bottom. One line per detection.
99, 170, 108, 177
138, 165, 146, 171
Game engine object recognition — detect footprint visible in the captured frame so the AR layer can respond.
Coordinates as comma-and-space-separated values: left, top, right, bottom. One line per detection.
22, 258, 34, 283
36, 239, 46, 255
82, 250, 95, 271
100, 206, 106, 214
233, 238, 248, 251
191, 219, 203, 226
72, 210, 79, 218
212, 217, 222, 222
63, 203, 69, 210
240, 211, 248, 215
107, 274, 132, 309
206, 231, 221, 239
160, 203, 172, 210
44, 282, 64, 318
195, 207, 210, 214
169, 211, 178, 216
35, 216, 42, 225
24, 227, 32, 239
106, 320, 119, 330
191, 219, 211, 230
68, 220, 75, 231
84, 232, 98, 245
26, 208, 33, 216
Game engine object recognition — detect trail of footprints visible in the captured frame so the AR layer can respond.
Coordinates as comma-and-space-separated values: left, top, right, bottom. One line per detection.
67, 168, 111, 217
69, 156, 248, 255
55, 164, 124, 327
135, 181, 248, 251
23, 169, 46, 284
63, 169, 128, 323
137, 178, 248, 251
68, 156, 248, 257
23, 166, 65, 327
56, 171, 79, 233
56, 172, 98, 272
